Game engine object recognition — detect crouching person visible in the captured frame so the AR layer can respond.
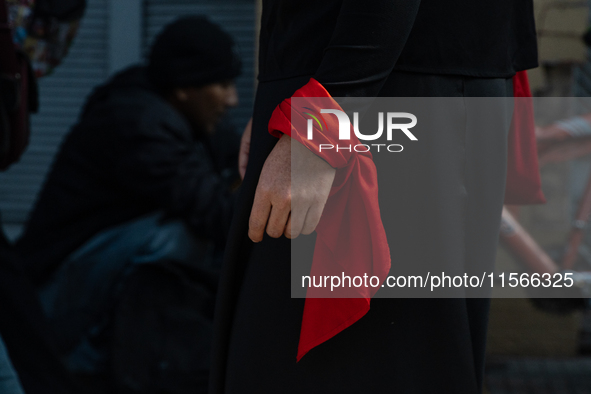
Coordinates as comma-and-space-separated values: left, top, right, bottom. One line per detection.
15, 16, 242, 393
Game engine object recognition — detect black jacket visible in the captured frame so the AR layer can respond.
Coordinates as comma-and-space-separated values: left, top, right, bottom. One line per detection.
16, 66, 238, 285
259, 0, 538, 97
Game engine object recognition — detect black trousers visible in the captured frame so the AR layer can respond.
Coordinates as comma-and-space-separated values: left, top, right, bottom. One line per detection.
211, 72, 512, 394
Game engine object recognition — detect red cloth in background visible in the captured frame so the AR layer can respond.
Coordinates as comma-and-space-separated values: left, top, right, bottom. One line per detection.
268, 78, 390, 361
505, 71, 545, 204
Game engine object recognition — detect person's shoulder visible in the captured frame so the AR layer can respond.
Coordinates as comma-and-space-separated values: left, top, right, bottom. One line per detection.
85, 66, 191, 140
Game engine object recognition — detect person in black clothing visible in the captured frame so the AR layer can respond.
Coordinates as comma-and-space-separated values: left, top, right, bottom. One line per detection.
14, 16, 242, 391
211, 1, 537, 393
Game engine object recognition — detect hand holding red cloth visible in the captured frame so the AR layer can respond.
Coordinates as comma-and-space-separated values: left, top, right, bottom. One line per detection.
267, 78, 391, 361
265, 72, 543, 362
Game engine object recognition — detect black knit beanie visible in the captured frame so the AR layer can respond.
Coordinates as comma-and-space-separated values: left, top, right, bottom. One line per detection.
147, 16, 242, 90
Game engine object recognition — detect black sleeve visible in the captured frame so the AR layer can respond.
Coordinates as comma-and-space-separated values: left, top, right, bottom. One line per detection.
313, 0, 422, 97
113, 121, 236, 245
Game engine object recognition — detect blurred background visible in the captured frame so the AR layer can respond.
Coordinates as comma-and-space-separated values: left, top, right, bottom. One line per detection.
0, 0, 257, 241
487, 1, 591, 393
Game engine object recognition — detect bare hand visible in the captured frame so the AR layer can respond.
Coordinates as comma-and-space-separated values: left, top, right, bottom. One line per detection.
248, 134, 336, 242
239, 118, 252, 180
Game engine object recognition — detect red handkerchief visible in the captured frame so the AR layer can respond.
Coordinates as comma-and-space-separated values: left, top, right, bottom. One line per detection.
268, 78, 390, 361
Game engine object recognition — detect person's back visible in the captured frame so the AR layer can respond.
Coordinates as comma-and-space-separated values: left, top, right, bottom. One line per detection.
16, 65, 233, 285
210, 2, 539, 394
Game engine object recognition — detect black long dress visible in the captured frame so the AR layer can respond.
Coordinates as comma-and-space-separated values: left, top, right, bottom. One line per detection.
211, 1, 538, 393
